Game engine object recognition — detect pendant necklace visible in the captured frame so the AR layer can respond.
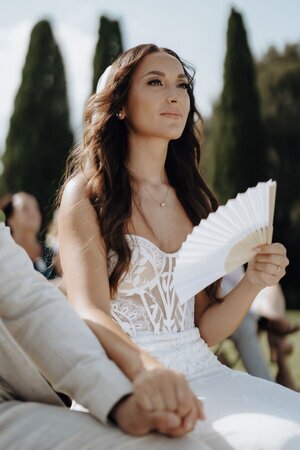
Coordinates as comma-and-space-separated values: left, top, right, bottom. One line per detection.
142, 183, 170, 207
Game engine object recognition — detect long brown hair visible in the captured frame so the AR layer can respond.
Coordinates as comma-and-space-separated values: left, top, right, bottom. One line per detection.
59, 44, 221, 301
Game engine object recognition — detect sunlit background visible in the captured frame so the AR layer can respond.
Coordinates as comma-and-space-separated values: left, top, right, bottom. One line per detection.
1, 0, 299, 146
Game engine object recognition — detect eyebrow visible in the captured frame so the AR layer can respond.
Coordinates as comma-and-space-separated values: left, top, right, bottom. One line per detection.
141, 70, 188, 80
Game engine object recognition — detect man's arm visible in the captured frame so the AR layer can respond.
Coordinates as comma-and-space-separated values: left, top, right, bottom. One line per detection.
0, 223, 133, 424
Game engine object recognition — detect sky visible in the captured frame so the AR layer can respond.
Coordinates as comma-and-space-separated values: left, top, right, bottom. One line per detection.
0, 0, 299, 151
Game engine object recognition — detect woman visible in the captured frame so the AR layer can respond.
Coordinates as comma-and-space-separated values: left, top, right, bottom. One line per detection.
58, 44, 300, 448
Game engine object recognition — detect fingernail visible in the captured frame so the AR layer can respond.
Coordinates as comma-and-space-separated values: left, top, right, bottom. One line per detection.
186, 418, 194, 430
198, 410, 206, 420
167, 415, 180, 427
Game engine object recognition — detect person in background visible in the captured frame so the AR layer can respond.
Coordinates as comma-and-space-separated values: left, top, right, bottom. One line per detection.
0, 192, 57, 280
46, 208, 63, 277
221, 267, 299, 390
253, 283, 299, 389
45, 207, 66, 294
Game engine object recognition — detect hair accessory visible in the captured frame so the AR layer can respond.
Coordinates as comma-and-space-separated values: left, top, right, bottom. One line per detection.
96, 65, 113, 94
173, 179, 277, 304
92, 65, 113, 125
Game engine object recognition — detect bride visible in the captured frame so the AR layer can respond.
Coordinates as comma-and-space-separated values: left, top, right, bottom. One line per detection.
58, 44, 300, 449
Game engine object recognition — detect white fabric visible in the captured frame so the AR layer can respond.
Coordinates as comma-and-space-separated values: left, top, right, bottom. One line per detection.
96, 65, 112, 94
221, 266, 286, 320
0, 401, 213, 450
109, 234, 300, 449
251, 284, 286, 320
220, 266, 245, 296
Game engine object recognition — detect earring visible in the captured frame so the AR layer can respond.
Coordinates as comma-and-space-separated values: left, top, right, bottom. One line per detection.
116, 111, 124, 119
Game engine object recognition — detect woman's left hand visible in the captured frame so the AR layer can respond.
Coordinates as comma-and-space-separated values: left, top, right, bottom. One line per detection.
244, 243, 289, 290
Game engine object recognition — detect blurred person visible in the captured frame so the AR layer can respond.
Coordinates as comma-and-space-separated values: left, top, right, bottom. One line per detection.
222, 268, 299, 390
220, 267, 273, 381
45, 208, 66, 294
253, 284, 299, 389
57, 44, 300, 449
0, 192, 57, 280
46, 208, 63, 276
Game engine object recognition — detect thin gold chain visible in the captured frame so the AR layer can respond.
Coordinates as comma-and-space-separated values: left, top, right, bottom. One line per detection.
142, 183, 170, 207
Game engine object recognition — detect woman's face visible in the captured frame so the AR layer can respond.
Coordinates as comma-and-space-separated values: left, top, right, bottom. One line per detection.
8, 193, 42, 234
123, 51, 191, 141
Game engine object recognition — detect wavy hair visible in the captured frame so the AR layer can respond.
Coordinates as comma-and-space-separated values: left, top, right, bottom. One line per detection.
59, 43, 221, 301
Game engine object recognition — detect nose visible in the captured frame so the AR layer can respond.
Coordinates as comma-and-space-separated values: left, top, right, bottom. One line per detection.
166, 89, 179, 104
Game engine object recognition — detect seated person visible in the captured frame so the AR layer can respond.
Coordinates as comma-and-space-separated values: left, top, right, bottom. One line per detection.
0, 192, 57, 279
222, 267, 299, 390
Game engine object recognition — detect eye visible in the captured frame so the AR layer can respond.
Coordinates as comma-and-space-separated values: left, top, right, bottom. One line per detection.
147, 79, 163, 86
178, 82, 189, 89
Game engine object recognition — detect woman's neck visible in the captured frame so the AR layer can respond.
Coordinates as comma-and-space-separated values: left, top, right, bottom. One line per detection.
127, 135, 169, 186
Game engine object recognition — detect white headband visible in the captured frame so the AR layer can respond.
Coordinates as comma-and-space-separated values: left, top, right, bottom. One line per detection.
96, 65, 113, 94
92, 65, 113, 125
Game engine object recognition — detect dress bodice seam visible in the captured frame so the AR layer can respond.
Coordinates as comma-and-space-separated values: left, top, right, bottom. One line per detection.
124, 233, 181, 257
109, 234, 195, 336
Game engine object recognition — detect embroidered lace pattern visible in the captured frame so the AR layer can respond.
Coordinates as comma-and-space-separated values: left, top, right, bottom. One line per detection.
108, 235, 220, 378
109, 235, 195, 336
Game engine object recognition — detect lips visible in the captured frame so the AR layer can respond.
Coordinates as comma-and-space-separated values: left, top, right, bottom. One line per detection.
160, 110, 183, 118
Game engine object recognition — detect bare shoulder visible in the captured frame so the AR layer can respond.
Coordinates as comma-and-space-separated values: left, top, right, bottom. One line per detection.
59, 173, 98, 228
61, 173, 89, 207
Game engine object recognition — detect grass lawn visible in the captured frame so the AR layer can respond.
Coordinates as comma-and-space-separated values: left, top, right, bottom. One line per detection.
213, 311, 300, 388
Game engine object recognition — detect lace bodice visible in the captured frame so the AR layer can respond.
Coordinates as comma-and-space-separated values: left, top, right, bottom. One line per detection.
109, 234, 195, 337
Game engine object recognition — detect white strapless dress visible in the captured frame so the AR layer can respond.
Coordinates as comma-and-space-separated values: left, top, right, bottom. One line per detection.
109, 235, 300, 450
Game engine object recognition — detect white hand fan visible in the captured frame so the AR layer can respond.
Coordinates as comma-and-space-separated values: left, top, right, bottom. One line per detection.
173, 180, 277, 304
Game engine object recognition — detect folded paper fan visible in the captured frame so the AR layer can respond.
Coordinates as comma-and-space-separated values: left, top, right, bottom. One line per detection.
173, 180, 277, 304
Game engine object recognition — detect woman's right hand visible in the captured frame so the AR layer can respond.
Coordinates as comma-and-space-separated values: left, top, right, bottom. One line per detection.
132, 367, 205, 435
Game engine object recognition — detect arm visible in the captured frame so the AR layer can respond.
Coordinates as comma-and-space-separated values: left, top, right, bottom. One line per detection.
0, 223, 133, 424
58, 176, 161, 379
195, 244, 289, 347
58, 175, 204, 428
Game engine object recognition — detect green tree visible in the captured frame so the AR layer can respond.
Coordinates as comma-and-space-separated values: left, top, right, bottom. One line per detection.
212, 8, 267, 203
92, 16, 123, 93
0, 20, 73, 219
202, 101, 221, 189
256, 44, 300, 308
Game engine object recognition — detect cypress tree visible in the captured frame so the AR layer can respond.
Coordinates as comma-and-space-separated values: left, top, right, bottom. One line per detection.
257, 44, 300, 231
0, 20, 73, 219
202, 101, 221, 187
213, 8, 266, 202
256, 44, 300, 308
92, 16, 123, 93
